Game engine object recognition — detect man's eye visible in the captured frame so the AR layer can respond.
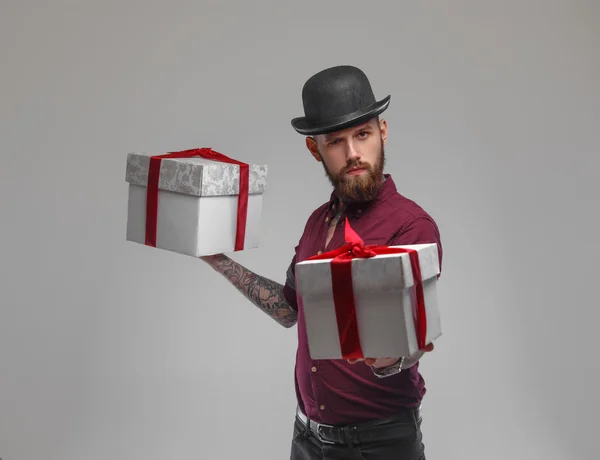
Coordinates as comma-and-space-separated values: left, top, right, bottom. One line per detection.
358, 132, 368, 138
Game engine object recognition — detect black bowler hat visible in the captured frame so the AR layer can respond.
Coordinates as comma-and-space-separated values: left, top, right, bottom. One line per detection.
291, 65, 390, 136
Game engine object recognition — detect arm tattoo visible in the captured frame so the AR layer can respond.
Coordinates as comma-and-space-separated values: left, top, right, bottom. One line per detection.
205, 254, 298, 328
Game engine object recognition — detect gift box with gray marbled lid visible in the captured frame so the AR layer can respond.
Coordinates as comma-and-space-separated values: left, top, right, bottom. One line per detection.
125, 152, 268, 257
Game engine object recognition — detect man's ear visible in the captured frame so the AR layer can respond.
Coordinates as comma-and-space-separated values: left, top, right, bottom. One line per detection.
379, 118, 388, 145
306, 136, 322, 162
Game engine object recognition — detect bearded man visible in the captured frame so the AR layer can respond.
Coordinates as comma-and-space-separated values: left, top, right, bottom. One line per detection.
201, 65, 443, 460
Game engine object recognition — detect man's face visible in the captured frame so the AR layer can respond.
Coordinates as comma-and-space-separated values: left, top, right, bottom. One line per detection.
309, 118, 387, 203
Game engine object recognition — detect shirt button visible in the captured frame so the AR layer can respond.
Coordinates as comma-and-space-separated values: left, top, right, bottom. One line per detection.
320, 405, 326, 410
325, 217, 329, 222
311, 366, 317, 373
317, 250, 322, 255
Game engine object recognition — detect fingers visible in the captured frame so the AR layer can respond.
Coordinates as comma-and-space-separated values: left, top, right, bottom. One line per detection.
346, 344, 434, 366
346, 358, 386, 366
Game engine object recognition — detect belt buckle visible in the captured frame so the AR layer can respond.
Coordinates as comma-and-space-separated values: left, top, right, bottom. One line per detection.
315, 422, 336, 445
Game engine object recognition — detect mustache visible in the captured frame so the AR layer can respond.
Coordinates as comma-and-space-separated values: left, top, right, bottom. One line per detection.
341, 162, 371, 174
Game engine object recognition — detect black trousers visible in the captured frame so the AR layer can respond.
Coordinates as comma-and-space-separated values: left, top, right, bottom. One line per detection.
290, 410, 426, 460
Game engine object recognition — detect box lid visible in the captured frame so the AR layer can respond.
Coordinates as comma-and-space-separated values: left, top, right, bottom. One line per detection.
125, 152, 268, 197
294, 243, 440, 298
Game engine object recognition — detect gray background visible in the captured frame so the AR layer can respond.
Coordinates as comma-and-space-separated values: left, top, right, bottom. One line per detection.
1, 1, 599, 459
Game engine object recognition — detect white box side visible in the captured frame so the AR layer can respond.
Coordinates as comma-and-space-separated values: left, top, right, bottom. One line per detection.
126, 184, 263, 257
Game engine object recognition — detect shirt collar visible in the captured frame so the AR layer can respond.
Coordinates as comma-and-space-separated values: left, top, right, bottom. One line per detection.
326, 174, 397, 218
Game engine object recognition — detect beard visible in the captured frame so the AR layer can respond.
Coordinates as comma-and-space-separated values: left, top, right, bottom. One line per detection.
321, 137, 386, 204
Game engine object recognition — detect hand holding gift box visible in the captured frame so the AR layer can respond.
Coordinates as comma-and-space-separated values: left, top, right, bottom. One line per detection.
125, 148, 267, 257
294, 218, 442, 362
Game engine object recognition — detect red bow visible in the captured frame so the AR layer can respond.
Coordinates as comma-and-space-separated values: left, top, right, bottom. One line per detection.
144, 148, 249, 251
306, 218, 427, 359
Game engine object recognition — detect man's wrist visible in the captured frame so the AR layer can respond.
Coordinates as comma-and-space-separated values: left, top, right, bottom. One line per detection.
372, 358, 401, 369
201, 253, 227, 268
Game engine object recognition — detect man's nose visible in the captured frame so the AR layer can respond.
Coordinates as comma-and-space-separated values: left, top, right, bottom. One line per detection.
345, 142, 361, 163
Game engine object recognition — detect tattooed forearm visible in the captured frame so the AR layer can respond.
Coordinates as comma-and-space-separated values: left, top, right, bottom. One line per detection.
202, 254, 298, 328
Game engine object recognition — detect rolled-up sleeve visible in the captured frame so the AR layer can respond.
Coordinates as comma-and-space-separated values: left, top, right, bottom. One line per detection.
283, 254, 299, 311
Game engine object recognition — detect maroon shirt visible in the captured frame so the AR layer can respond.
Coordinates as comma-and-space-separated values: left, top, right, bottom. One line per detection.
283, 174, 443, 426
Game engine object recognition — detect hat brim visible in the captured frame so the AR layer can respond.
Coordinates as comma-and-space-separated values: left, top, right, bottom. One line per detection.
290, 95, 391, 136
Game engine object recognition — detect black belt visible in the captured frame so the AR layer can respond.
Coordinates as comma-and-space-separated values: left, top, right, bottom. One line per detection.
295, 405, 422, 446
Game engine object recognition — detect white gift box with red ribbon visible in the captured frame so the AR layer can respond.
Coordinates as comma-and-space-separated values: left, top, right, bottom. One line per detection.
294, 219, 442, 360
124, 148, 268, 258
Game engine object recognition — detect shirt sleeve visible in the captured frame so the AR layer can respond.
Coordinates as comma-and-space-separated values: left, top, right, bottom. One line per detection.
283, 252, 299, 311
390, 217, 443, 277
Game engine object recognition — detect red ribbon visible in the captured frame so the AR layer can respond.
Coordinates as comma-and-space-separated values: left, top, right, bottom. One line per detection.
144, 148, 249, 251
306, 218, 427, 359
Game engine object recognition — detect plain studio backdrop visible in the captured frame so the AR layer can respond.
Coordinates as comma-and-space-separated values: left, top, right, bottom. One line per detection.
1, 1, 599, 459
